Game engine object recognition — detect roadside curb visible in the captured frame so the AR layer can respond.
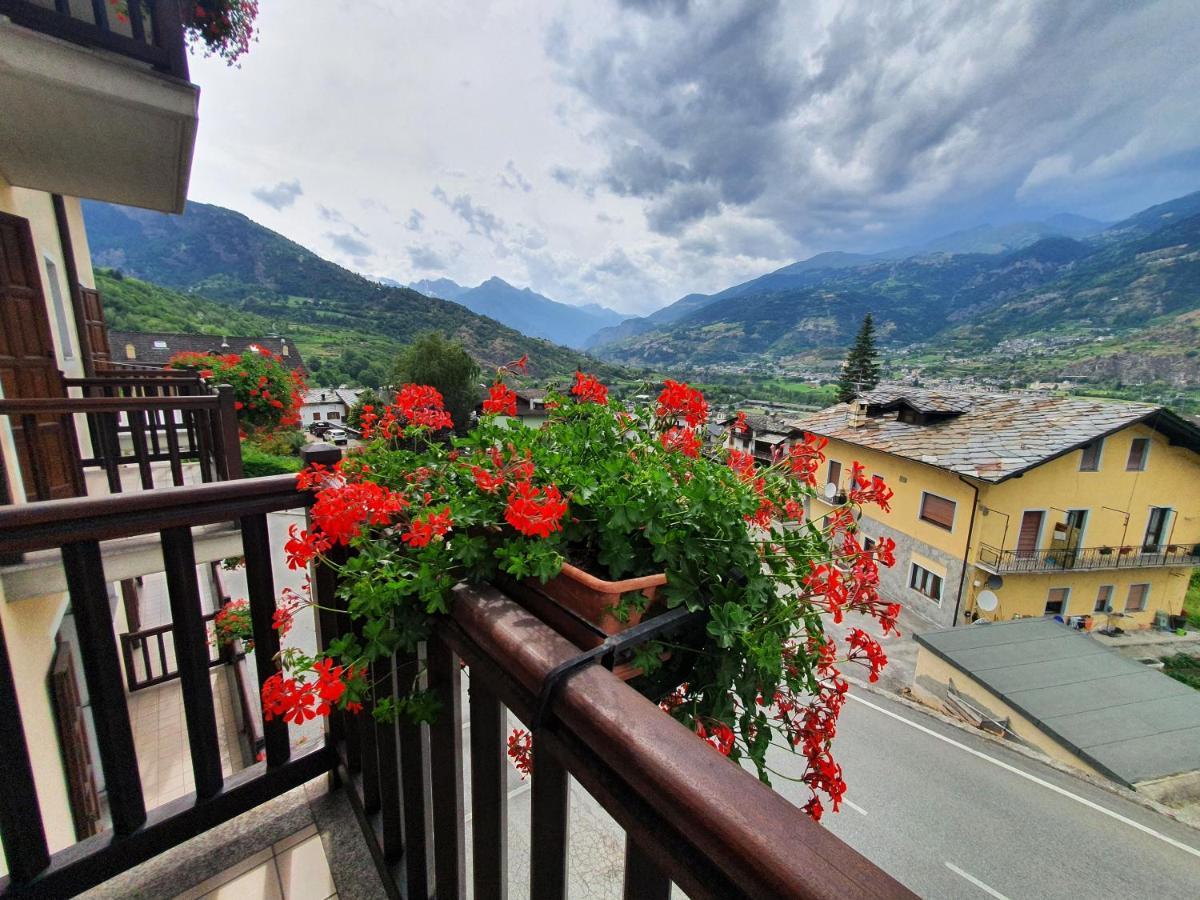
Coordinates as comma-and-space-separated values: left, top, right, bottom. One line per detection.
845, 674, 1200, 834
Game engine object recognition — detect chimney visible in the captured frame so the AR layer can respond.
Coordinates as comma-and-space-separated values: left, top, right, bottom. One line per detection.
847, 398, 867, 428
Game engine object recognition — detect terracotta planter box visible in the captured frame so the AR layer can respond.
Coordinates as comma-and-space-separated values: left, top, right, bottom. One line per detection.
497, 563, 668, 681
539, 562, 667, 635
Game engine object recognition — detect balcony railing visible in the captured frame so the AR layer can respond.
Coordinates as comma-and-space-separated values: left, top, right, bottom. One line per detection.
977, 542, 1200, 574
0, 0, 189, 79
0, 381, 242, 503
0, 452, 914, 898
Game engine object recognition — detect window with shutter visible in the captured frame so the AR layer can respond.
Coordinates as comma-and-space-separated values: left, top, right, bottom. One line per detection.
1044, 587, 1069, 616
908, 564, 943, 602
1079, 439, 1103, 472
1126, 438, 1149, 471
919, 492, 956, 530
1124, 583, 1149, 612
827, 460, 842, 488
1094, 585, 1113, 613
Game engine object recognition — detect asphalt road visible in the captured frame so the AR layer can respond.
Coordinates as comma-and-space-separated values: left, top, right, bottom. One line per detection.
766, 690, 1200, 899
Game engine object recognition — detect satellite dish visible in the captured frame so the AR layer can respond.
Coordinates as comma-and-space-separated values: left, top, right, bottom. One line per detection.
823, 482, 837, 500
986, 574, 1004, 590
976, 590, 999, 613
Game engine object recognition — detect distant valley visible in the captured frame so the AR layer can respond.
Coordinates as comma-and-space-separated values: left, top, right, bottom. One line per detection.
585, 191, 1200, 410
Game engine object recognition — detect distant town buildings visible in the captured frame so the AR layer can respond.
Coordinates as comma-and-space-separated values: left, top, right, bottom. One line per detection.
300, 387, 365, 429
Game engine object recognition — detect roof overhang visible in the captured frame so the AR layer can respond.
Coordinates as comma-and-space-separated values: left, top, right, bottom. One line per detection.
0, 18, 198, 212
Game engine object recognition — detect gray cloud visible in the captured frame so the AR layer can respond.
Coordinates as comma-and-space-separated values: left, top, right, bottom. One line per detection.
553, 0, 1200, 245
408, 244, 448, 270
432, 186, 505, 240
252, 179, 303, 210
406, 209, 425, 232
326, 232, 373, 262
499, 160, 533, 192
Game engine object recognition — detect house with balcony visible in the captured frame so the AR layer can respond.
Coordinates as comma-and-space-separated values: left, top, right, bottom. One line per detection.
798, 387, 1200, 629
0, 4, 910, 897
722, 412, 801, 464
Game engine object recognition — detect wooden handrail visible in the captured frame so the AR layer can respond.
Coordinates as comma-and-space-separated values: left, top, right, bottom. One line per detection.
0, 474, 301, 552
437, 585, 915, 899
0, 396, 218, 414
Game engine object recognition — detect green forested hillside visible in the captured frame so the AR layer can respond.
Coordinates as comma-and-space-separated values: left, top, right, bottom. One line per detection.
97, 269, 274, 335
83, 200, 623, 384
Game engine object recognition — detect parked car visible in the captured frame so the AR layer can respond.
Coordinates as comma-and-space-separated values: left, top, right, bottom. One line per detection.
327, 428, 348, 446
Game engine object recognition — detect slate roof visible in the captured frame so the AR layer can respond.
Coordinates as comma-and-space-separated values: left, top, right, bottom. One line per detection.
916, 618, 1200, 787
302, 388, 363, 407
722, 413, 799, 436
797, 386, 1200, 482
110, 331, 306, 372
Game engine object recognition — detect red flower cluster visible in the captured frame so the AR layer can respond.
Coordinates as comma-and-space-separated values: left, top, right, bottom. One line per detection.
482, 381, 518, 416
848, 462, 894, 512
694, 718, 735, 756
660, 426, 702, 458
262, 660, 355, 724
213, 599, 253, 649
504, 481, 568, 538
786, 433, 828, 487
570, 371, 608, 405
394, 384, 454, 430
403, 507, 453, 547
847, 628, 888, 683
726, 449, 757, 482
507, 727, 533, 776
272, 585, 307, 638
731, 411, 749, 434
284, 524, 331, 571
310, 479, 408, 545
657, 380, 708, 427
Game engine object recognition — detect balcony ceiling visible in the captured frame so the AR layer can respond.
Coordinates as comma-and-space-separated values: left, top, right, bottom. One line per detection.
0, 17, 198, 213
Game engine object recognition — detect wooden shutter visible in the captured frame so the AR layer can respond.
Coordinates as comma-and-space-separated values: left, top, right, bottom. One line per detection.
827, 460, 842, 487
1079, 440, 1101, 471
78, 287, 110, 368
49, 641, 102, 840
1126, 438, 1149, 471
920, 493, 956, 529
1017, 510, 1044, 554
1125, 584, 1149, 612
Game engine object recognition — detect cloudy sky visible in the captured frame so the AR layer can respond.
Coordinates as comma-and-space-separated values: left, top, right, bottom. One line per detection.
187, 0, 1200, 315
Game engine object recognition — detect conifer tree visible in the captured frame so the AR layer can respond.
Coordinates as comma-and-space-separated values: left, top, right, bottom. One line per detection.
836, 314, 881, 403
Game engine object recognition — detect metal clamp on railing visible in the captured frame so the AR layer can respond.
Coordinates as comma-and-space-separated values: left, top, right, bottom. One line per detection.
530, 605, 706, 730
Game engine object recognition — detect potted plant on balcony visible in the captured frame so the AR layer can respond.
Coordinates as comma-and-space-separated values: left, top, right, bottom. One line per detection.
167, 346, 306, 435
266, 365, 899, 820
1098, 546, 1114, 556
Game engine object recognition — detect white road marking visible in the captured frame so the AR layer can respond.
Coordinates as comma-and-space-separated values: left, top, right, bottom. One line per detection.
842, 798, 869, 816
849, 694, 1200, 861
945, 862, 1010, 899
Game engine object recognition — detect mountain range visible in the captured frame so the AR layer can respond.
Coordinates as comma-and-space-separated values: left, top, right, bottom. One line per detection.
586, 192, 1200, 400
82, 200, 621, 385
408, 276, 623, 348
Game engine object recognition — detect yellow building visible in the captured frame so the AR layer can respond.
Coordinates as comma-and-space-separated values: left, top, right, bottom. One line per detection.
798, 388, 1200, 629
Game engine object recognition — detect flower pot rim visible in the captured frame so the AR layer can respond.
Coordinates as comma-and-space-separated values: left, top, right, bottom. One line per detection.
558, 560, 667, 593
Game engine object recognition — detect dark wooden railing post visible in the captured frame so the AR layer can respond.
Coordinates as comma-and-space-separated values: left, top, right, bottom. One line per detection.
428, 635, 466, 899
161, 526, 224, 799
623, 834, 672, 900
61, 539, 147, 834
397, 649, 430, 899
469, 680, 508, 900
242, 512, 291, 767
0, 611, 52, 882
529, 738, 570, 900
215, 385, 245, 480
150, 0, 189, 79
